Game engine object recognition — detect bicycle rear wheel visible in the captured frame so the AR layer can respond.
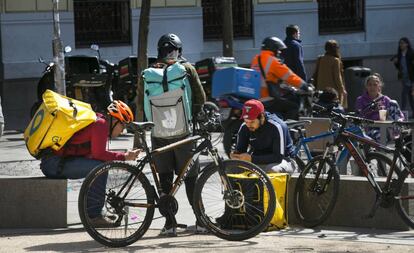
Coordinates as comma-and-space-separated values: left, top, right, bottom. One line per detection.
294, 155, 339, 228
394, 167, 414, 228
193, 160, 276, 241
78, 161, 155, 247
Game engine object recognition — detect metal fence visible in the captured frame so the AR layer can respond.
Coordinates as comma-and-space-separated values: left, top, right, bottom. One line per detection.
74, 0, 131, 47
318, 0, 365, 34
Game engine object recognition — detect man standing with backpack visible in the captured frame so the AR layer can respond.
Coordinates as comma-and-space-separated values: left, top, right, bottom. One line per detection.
142, 34, 206, 236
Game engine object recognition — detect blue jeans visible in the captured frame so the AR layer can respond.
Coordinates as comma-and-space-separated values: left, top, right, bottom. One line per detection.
401, 81, 414, 113
40, 155, 107, 218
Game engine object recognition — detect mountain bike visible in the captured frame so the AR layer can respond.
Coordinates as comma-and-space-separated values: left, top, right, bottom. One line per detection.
294, 107, 413, 228
78, 103, 276, 247
289, 117, 387, 176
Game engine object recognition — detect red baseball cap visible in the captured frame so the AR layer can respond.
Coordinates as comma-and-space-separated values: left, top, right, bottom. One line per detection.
241, 99, 265, 120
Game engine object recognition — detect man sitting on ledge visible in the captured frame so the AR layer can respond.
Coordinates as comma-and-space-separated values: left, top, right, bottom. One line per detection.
230, 99, 296, 174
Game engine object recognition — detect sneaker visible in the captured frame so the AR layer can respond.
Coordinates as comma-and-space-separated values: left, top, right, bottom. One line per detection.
159, 226, 177, 237
89, 216, 118, 228
195, 223, 209, 234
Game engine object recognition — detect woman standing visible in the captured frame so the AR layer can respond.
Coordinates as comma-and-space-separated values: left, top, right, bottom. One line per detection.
313, 40, 348, 108
392, 37, 414, 117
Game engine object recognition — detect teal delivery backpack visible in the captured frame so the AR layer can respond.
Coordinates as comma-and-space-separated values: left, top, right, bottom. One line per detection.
142, 62, 192, 139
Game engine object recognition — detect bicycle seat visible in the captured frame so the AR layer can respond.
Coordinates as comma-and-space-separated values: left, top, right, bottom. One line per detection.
127, 122, 155, 132
286, 120, 311, 129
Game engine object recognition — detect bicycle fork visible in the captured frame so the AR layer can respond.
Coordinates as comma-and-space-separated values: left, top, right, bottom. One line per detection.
310, 146, 335, 194
209, 150, 241, 207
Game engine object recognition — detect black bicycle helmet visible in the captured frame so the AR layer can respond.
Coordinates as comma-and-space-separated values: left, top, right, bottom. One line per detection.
261, 36, 287, 53
157, 33, 182, 49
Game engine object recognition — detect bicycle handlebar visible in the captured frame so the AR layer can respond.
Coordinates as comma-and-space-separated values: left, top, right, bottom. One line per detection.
313, 104, 375, 127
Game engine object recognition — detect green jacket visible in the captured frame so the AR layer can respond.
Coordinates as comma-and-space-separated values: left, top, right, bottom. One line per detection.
181, 61, 206, 114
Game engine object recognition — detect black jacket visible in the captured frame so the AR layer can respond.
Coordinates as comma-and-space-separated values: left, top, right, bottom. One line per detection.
235, 118, 286, 165
394, 50, 414, 82
281, 37, 307, 81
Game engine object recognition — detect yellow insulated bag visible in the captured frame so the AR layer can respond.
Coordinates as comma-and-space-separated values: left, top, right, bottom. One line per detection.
24, 89, 97, 159
217, 172, 289, 231
265, 173, 289, 230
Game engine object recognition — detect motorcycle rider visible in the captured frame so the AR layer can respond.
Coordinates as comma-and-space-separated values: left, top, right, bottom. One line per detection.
251, 36, 310, 120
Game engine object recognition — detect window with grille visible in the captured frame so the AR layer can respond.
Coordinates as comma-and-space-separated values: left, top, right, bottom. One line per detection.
318, 0, 365, 34
73, 0, 131, 47
202, 0, 252, 40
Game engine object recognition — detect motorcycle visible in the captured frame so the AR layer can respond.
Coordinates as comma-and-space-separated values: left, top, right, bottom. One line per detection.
113, 56, 158, 118
31, 44, 115, 116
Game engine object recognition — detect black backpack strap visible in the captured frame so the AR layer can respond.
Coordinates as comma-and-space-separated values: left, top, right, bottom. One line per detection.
258, 55, 280, 98
257, 56, 267, 81
162, 64, 170, 92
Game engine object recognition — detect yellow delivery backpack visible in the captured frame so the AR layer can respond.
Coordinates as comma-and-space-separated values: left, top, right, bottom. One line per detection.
217, 172, 289, 231
24, 89, 97, 159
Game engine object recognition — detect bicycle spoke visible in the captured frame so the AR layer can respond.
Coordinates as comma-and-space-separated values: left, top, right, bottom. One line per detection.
294, 156, 339, 227
79, 162, 155, 247
194, 160, 276, 241
395, 170, 414, 228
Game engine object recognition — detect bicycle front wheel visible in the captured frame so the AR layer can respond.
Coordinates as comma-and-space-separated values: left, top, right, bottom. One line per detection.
78, 161, 155, 247
294, 155, 339, 228
193, 160, 276, 241
394, 168, 414, 228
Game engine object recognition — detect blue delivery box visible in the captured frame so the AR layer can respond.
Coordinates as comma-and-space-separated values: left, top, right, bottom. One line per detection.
211, 67, 261, 99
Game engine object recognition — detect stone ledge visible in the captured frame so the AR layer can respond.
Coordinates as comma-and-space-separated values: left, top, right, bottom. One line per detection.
287, 175, 413, 230
0, 176, 67, 228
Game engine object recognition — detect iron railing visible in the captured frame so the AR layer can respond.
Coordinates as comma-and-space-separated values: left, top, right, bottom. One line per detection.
202, 0, 252, 40
74, 0, 131, 47
318, 0, 365, 34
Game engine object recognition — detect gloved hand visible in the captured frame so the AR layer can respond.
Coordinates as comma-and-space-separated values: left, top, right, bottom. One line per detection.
300, 83, 314, 92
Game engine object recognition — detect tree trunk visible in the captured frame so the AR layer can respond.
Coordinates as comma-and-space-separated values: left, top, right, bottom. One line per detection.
134, 0, 151, 148
52, 0, 66, 95
222, 0, 234, 57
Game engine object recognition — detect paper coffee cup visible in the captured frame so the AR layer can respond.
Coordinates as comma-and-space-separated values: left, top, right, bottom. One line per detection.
379, 109, 387, 121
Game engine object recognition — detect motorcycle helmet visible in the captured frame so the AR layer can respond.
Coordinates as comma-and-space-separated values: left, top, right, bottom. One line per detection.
261, 36, 287, 56
157, 33, 183, 59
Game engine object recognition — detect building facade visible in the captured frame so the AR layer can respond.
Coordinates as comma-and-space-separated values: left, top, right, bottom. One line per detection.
1, 0, 413, 129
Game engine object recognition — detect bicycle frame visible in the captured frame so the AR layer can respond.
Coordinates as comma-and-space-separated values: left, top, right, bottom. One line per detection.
132, 131, 227, 203
293, 125, 365, 166
331, 129, 397, 195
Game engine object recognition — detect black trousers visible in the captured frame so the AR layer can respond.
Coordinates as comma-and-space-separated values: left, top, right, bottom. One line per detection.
152, 136, 200, 227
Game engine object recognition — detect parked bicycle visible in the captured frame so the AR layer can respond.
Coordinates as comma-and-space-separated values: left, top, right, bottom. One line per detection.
289, 115, 390, 176
78, 102, 276, 247
294, 106, 414, 228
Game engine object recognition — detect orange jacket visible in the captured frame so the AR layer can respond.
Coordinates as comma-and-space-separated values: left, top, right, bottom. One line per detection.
251, 50, 305, 98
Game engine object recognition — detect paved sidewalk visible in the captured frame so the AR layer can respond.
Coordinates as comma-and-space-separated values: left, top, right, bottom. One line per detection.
0, 130, 413, 252
0, 226, 413, 252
